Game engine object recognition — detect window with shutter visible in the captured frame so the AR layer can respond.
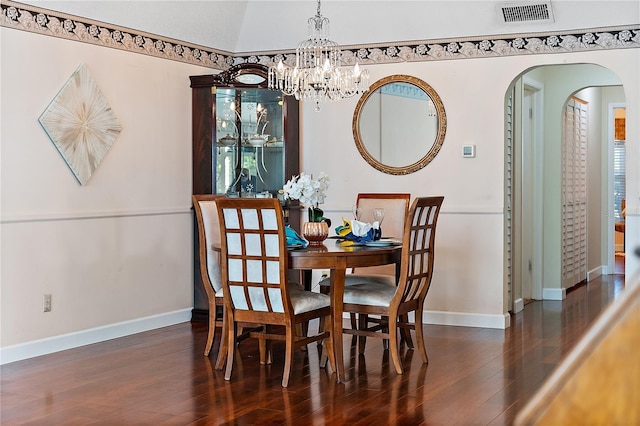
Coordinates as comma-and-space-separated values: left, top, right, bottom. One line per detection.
613, 138, 626, 221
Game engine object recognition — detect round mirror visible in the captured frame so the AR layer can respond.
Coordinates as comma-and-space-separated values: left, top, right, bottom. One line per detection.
353, 75, 446, 175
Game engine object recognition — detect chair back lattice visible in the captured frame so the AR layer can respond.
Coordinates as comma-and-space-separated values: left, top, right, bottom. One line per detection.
395, 196, 444, 307
216, 198, 290, 315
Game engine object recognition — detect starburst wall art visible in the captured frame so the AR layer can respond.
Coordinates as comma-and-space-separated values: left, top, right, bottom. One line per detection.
39, 63, 122, 185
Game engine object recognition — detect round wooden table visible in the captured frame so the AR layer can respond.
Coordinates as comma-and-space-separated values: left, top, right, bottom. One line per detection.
288, 240, 402, 383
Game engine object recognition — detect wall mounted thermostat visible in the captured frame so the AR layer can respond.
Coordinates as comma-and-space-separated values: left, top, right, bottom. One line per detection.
462, 144, 476, 158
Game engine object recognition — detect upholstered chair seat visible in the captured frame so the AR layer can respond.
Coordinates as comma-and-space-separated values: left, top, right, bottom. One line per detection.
343, 282, 396, 307
331, 274, 396, 288
288, 288, 331, 314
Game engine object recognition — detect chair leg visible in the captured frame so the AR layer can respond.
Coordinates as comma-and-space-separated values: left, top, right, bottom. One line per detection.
224, 320, 238, 381
318, 319, 326, 366
259, 325, 273, 365
382, 315, 390, 350
317, 314, 333, 349
204, 308, 217, 357
350, 313, 358, 330
414, 314, 429, 364
259, 335, 267, 365
358, 314, 368, 354
399, 314, 414, 349
282, 327, 295, 387
389, 316, 404, 375
215, 308, 229, 370
317, 315, 326, 347
319, 314, 335, 371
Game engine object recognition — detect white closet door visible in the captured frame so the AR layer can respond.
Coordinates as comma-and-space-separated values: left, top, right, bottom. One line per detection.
562, 97, 588, 288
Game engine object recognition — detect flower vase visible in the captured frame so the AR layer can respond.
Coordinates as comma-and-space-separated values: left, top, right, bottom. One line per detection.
303, 221, 329, 246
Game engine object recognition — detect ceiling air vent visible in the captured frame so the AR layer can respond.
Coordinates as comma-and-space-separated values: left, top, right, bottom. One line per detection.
498, 1, 554, 24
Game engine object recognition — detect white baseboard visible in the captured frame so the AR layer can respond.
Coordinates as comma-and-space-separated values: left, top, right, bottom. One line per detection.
0, 309, 191, 365
513, 298, 524, 314
542, 287, 566, 301
587, 266, 604, 281
342, 310, 510, 329
421, 310, 510, 329
5, 307, 510, 365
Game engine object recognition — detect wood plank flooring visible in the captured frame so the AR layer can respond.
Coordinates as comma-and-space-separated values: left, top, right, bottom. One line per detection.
1, 274, 625, 425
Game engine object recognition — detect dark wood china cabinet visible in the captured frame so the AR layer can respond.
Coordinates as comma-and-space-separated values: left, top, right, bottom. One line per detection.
190, 63, 300, 321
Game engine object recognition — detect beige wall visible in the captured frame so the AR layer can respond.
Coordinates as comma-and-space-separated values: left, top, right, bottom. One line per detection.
1, 28, 213, 358
2, 25, 639, 362
297, 53, 639, 313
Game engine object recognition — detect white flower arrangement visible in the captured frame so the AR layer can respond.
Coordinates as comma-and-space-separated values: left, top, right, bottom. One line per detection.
282, 172, 330, 223
282, 172, 329, 206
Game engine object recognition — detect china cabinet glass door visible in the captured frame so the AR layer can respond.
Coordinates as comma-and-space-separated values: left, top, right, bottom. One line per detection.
214, 87, 285, 197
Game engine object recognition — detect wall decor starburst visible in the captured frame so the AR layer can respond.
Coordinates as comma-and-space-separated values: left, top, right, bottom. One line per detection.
39, 63, 122, 185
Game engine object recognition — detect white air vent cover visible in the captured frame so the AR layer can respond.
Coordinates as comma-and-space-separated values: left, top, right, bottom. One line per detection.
498, 1, 554, 23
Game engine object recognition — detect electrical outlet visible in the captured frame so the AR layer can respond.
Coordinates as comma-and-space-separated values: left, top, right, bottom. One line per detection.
321, 270, 330, 280
43, 294, 52, 312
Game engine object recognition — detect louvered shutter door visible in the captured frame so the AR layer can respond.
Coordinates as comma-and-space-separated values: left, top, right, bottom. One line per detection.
505, 89, 514, 310
562, 98, 588, 287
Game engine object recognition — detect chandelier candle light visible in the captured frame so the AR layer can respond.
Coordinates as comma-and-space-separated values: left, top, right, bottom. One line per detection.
267, 0, 370, 111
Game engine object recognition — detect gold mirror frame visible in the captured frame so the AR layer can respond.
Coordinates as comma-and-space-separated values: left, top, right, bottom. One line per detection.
352, 75, 447, 175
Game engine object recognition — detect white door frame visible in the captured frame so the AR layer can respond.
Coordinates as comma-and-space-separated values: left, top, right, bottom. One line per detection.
523, 77, 544, 302
510, 77, 544, 314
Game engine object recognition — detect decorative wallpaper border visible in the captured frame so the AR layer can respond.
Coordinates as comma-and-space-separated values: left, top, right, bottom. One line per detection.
1, 0, 235, 68
2, 0, 639, 71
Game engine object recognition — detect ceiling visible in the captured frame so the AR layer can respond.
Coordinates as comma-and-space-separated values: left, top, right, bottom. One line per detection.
20, 1, 640, 53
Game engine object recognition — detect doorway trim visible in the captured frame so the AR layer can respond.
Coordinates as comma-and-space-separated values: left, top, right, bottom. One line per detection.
523, 77, 544, 302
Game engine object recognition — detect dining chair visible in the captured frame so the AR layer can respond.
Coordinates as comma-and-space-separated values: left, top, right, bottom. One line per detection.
318, 193, 410, 330
192, 194, 227, 367
341, 196, 444, 374
216, 197, 335, 387
193, 194, 304, 370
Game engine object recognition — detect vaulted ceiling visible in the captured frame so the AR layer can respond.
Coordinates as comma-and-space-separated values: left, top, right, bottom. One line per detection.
20, 1, 640, 53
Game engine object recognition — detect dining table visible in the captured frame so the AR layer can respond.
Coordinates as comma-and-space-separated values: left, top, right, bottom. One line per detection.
288, 240, 402, 383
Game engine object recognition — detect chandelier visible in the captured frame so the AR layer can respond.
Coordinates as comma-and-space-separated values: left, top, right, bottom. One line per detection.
267, 0, 369, 111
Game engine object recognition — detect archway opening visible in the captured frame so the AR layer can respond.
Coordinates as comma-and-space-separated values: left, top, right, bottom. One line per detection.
504, 64, 624, 313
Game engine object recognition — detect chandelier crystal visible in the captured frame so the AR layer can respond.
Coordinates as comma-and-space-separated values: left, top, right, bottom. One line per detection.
267, 0, 369, 111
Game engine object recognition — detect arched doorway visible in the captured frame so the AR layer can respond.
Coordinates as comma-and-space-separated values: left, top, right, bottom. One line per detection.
505, 64, 625, 313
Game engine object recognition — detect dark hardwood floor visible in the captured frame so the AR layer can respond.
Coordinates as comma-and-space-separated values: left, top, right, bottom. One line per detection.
1, 274, 625, 425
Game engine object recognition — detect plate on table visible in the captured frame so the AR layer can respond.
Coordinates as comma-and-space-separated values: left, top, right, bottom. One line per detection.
287, 243, 305, 250
364, 239, 402, 247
